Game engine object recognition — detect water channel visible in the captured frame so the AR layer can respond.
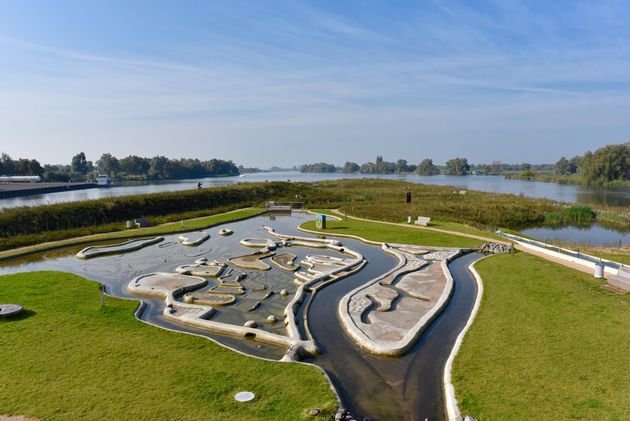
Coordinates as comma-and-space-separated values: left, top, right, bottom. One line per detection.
0, 212, 482, 420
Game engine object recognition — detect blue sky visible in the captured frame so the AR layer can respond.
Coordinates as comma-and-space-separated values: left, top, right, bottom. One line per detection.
1, 0, 629, 167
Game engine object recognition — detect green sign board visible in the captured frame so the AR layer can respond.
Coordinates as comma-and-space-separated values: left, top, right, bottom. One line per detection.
315, 214, 327, 229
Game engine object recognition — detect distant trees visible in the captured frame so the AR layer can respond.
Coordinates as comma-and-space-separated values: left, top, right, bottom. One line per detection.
444, 157, 470, 176
299, 162, 337, 173
416, 159, 440, 176
343, 162, 360, 173
92, 154, 238, 179
0, 153, 43, 176
580, 143, 630, 185
71, 152, 93, 176
97, 153, 120, 177
119, 155, 150, 176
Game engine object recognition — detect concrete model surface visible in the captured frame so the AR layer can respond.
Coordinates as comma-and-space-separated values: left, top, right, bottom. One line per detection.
175, 259, 226, 277
178, 231, 210, 246
127, 227, 366, 361
76, 237, 164, 259
228, 251, 275, 270
271, 253, 299, 271
339, 244, 462, 356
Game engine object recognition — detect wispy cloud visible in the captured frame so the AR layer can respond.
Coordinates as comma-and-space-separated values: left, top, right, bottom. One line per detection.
1, 1, 629, 165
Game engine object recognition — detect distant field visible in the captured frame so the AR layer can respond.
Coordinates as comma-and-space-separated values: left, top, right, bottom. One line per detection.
0, 271, 337, 420
301, 215, 483, 248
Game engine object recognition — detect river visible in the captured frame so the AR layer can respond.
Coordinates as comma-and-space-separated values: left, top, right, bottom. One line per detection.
2, 171, 630, 209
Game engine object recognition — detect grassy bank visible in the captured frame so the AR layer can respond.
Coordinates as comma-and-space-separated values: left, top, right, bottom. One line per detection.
0, 271, 337, 420
300, 216, 483, 248
453, 253, 630, 420
0, 208, 264, 260
309, 179, 598, 230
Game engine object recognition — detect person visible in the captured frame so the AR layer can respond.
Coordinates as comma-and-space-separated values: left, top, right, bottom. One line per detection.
197, 182, 202, 189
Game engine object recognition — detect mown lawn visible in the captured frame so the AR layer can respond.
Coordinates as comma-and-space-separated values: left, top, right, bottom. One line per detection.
0, 271, 337, 420
300, 216, 483, 248
453, 253, 630, 420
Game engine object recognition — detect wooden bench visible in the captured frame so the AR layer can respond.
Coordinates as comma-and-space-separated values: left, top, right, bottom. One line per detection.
415, 216, 431, 227
608, 266, 630, 292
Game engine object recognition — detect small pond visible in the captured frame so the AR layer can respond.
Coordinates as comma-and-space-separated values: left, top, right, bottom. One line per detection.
521, 224, 630, 246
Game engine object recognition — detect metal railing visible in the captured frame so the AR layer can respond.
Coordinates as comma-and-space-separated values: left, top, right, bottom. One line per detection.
496, 230, 621, 271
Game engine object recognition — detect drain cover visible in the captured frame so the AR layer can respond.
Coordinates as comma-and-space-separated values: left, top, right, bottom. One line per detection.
234, 391, 255, 402
0, 304, 22, 318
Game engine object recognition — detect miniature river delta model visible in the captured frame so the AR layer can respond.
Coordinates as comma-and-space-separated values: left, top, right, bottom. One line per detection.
0, 211, 482, 420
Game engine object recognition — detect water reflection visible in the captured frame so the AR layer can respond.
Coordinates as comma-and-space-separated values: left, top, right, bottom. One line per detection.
521, 224, 630, 246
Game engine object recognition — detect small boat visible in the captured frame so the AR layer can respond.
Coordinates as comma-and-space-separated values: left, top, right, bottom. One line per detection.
219, 228, 233, 236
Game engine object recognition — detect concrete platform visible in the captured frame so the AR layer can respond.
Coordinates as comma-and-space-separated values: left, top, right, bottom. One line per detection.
339, 244, 461, 356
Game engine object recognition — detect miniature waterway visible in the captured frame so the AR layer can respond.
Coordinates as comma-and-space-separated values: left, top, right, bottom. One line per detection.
0, 212, 482, 420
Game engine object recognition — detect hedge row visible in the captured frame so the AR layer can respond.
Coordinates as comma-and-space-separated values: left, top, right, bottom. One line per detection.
0, 182, 315, 237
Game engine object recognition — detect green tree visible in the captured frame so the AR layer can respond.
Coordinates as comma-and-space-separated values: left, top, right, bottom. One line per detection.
580, 143, 630, 185
416, 159, 440, 176
343, 162, 360, 173
97, 153, 120, 177
71, 152, 89, 175
1, 153, 15, 175
444, 157, 470, 176
555, 157, 570, 175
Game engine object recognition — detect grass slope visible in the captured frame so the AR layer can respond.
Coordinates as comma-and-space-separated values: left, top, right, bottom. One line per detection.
301, 218, 483, 248
453, 253, 630, 420
0, 272, 337, 420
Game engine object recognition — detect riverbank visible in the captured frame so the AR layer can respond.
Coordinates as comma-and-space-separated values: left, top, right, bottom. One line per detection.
3, 179, 628, 253
0, 271, 337, 420
507, 171, 630, 188
0, 182, 96, 199
4, 171, 630, 210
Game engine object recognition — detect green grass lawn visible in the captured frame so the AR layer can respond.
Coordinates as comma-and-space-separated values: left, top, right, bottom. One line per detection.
300, 215, 483, 248
453, 253, 630, 420
0, 271, 337, 420
0, 208, 265, 260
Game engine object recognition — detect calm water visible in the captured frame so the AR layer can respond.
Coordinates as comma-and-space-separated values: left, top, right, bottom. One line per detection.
2, 171, 630, 209
521, 224, 630, 246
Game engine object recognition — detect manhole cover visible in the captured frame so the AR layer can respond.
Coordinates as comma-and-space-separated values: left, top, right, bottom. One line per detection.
234, 391, 255, 402
0, 304, 23, 317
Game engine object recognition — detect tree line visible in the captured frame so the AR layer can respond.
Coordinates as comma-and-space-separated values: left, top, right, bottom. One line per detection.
0, 152, 239, 181
554, 142, 630, 185
300, 156, 473, 176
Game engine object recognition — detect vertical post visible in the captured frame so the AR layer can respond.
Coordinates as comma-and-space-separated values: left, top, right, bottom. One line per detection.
99, 284, 105, 306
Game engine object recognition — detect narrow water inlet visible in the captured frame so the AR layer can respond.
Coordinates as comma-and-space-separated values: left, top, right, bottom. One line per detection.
306, 252, 483, 421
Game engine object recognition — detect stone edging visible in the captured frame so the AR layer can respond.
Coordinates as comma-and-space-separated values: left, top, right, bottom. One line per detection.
443, 255, 490, 421
126, 287, 342, 408
76, 237, 164, 259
